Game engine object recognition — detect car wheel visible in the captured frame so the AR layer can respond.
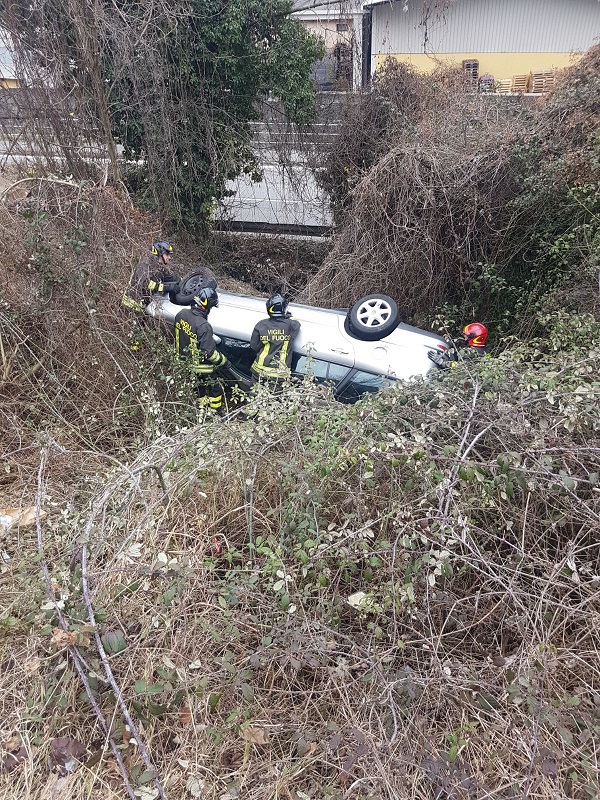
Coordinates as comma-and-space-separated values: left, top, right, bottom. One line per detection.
346, 294, 399, 341
172, 267, 218, 305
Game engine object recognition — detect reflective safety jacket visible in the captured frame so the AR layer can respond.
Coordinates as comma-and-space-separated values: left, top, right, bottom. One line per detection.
174, 307, 227, 375
122, 255, 179, 311
250, 315, 300, 379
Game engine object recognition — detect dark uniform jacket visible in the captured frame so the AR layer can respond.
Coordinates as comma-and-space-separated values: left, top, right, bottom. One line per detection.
122, 255, 179, 311
174, 307, 226, 375
250, 315, 300, 379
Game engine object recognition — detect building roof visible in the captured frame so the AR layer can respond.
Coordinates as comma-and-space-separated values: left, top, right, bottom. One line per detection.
292, 0, 363, 12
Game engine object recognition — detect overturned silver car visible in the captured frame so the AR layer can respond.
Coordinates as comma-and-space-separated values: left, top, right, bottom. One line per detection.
146, 272, 448, 402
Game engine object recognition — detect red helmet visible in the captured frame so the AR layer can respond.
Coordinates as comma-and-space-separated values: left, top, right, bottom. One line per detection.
463, 322, 488, 347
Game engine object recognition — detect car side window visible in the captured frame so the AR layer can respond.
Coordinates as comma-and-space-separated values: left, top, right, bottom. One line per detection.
218, 336, 254, 377
337, 369, 393, 402
291, 355, 350, 385
291, 354, 329, 380
327, 362, 350, 383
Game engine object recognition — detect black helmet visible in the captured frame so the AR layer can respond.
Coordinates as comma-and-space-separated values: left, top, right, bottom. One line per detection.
267, 293, 288, 317
191, 287, 219, 313
152, 240, 173, 257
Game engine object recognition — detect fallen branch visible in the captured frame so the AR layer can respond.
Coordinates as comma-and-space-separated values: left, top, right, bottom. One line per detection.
0, 175, 84, 204
35, 446, 137, 800
79, 483, 168, 800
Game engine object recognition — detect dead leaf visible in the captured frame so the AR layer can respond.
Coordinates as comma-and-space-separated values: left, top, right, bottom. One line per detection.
186, 775, 205, 798
356, 741, 369, 757
3, 733, 23, 753
327, 731, 343, 751
349, 727, 366, 744
2, 747, 27, 773
535, 748, 559, 778
242, 726, 269, 746
0, 506, 46, 531
180, 705, 193, 726
51, 628, 77, 648
296, 738, 317, 757
51, 627, 91, 648
123, 726, 132, 748
539, 757, 558, 778
340, 754, 356, 783
24, 656, 42, 676
50, 738, 86, 775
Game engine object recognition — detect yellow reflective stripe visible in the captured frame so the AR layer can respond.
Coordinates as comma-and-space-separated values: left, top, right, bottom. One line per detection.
191, 365, 216, 374
208, 350, 225, 365
208, 395, 223, 409
252, 363, 290, 378
279, 339, 290, 368
256, 342, 270, 369
122, 293, 145, 312
175, 321, 181, 353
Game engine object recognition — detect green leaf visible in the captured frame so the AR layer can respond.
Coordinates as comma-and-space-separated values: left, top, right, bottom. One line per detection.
101, 630, 127, 655
162, 586, 177, 606
147, 702, 168, 717
560, 472, 577, 491
138, 770, 158, 785
241, 683, 254, 703
145, 683, 165, 695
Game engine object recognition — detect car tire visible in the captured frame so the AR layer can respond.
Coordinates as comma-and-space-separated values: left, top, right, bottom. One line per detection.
172, 267, 218, 305
346, 294, 400, 341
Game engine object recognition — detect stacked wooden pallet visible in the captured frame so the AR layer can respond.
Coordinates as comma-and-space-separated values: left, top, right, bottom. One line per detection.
530, 70, 557, 94
511, 74, 530, 93
495, 78, 513, 94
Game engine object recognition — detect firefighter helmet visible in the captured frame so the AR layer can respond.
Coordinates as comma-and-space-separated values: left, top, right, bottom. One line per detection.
463, 322, 488, 347
267, 293, 288, 317
152, 240, 173, 257
191, 287, 219, 313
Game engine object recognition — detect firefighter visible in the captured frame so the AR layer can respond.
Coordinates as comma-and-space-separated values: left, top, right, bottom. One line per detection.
461, 322, 488, 355
250, 293, 300, 388
428, 322, 489, 369
122, 240, 180, 314
174, 287, 228, 413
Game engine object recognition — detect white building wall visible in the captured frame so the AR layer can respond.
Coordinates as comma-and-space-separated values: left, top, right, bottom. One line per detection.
371, 0, 600, 59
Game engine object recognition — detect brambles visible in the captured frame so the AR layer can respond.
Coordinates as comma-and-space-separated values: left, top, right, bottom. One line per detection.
307, 48, 600, 337
1, 331, 599, 797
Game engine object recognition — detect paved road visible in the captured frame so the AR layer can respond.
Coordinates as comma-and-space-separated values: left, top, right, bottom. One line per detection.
0, 141, 333, 231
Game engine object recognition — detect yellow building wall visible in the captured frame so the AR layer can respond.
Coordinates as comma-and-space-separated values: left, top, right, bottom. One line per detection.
0, 78, 20, 89
375, 51, 582, 82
